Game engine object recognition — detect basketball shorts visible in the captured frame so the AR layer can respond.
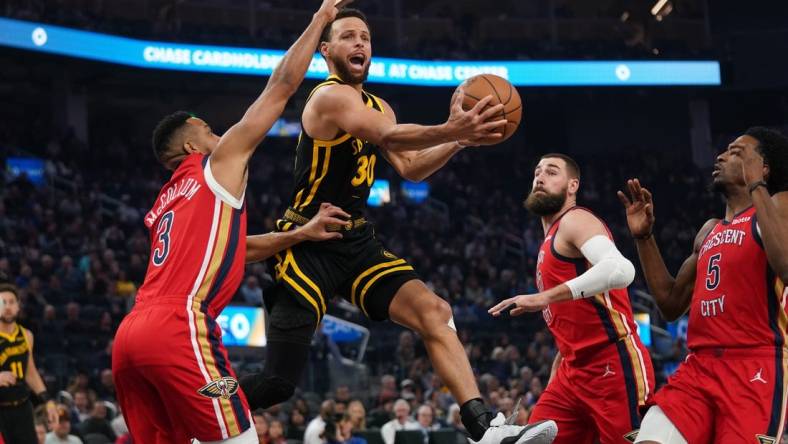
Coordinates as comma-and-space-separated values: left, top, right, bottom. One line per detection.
648, 346, 787, 444
268, 222, 418, 325
529, 342, 655, 444
112, 299, 252, 443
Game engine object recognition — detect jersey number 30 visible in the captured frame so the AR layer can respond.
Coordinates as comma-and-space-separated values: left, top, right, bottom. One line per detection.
705, 253, 721, 290
352, 154, 376, 187
152, 211, 175, 266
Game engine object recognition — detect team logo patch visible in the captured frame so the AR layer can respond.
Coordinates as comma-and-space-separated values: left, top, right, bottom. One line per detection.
623, 430, 639, 443
756, 435, 776, 444
382, 250, 397, 259
198, 377, 239, 400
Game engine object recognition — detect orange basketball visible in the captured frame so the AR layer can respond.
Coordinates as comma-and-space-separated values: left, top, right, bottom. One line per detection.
456, 74, 522, 143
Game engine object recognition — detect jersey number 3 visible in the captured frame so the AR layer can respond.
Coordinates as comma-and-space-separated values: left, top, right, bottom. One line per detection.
152, 211, 175, 266
705, 253, 721, 290
352, 154, 376, 187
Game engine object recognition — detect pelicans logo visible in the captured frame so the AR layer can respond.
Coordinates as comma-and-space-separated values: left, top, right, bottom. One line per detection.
198, 377, 239, 400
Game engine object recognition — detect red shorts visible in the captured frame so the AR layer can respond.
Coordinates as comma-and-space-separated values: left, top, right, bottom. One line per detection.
529, 341, 654, 444
652, 347, 787, 444
112, 299, 251, 443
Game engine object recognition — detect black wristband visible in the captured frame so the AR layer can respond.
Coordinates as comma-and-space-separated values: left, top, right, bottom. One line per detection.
634, 232, 653, 240
748, 180, 768, 194
36, 391, 50, 404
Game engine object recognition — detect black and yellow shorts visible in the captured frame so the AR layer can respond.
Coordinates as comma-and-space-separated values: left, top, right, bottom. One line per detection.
266, 221, 418, 326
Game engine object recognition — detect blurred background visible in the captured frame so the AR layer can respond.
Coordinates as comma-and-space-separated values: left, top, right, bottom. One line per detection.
2, 0, 788, 443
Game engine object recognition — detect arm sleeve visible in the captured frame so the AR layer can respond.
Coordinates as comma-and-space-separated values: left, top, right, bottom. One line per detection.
564, 235, 636, 300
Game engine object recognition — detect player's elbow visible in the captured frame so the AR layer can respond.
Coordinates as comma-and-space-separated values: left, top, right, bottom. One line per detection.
605, 257, 636, 290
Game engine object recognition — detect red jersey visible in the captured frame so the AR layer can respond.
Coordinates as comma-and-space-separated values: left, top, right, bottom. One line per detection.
688, 205, 787, 350
536, 208, 650, 369
136, 153, 247, 318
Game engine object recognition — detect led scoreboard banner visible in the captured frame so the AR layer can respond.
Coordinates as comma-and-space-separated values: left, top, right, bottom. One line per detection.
1, 17, 721, 87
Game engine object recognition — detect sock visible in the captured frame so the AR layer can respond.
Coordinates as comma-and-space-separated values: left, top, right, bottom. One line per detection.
460, 398, 493, 441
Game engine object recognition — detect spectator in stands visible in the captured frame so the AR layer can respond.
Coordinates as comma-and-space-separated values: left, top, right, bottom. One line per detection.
523, 377, 543, 407
253, 410, 270, 444
304, 399, 335, 444
287, 408, 307, 440
416, 404, 441, 432
332, 413, 367, 444
347, 399, 367, 431
94, 369, 114, 401
77, 400, 116, 441
239, 276, 263, 305
45, 405, 83, 444
269, 419, 287, 444
376, 375, 398, 406
380, 399, 419, 444
71, 389, 91, 423
35, 419, 47, 444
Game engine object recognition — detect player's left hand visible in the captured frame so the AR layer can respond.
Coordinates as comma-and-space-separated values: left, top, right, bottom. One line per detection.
730, 146, 767, 188
489, 293, 549, 317
45, 401, 59, 428
299, 202, 351, 241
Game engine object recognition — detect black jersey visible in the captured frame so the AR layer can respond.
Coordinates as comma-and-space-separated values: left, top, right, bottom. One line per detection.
0, 324, 30, 404
279, 75, 386, 226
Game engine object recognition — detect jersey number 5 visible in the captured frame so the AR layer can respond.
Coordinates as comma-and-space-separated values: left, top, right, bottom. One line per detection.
351, 154, 376, 187
152, 211, 175, 267
705, 253, 721, 290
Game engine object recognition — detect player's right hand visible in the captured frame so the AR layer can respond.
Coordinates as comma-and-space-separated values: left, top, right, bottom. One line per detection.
446, 87, 507, 142
617, 178, 655, 238
0, 371, 16, 387
300, 202, 351, 241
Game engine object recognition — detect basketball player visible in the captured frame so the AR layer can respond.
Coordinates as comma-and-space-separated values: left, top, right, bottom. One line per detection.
620, 128, 788, 444
239, 8, 557, 444
0, 284, 58, 443
489, 153, 655, 443
111, 1, 357, 443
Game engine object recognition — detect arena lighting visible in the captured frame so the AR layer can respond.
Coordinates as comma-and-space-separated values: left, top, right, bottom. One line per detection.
0, 17, 720, 86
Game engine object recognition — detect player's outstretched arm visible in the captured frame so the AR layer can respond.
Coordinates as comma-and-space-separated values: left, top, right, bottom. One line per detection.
210, 0, 344, 199
246, 203, 350, 263
736, 148, 788, 283
309, 85, 506, 153
22, 329, 59, 427
370, 98, 464, 182
489, 210, 635, 316
618, 179, 714, 321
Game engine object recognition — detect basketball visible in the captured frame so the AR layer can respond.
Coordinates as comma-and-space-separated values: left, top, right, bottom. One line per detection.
457, 74, 522, 143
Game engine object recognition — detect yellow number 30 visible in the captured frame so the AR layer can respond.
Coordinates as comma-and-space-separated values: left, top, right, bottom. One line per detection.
352, 154, 376, 187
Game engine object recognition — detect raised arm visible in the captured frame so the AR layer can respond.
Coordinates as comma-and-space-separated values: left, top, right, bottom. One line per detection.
618, 179, 715, 321
210, 0, 344, 198
736, 147, 788, 283
306, 83, 506, 153
371, 98, 465, 182
246, 203, 350, 263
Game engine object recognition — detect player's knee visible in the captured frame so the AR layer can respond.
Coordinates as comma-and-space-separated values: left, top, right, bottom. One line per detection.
417, 296, 454, 337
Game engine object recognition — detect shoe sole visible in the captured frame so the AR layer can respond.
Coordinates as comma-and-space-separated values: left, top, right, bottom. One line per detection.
502, 420, 558, 444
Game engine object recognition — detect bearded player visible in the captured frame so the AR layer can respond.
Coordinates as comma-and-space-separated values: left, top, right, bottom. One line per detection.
490, 153, 655, 443
621, 128, 788, 444
112, 1, 354, 442
239, 7, 557, 444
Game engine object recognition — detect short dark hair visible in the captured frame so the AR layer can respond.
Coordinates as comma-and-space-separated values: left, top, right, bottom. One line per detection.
152, 111, 193, 166
320, 8, 369, 43
540, 153, 580, 179
0, 283, 19, 300
745, 126, 788, 194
